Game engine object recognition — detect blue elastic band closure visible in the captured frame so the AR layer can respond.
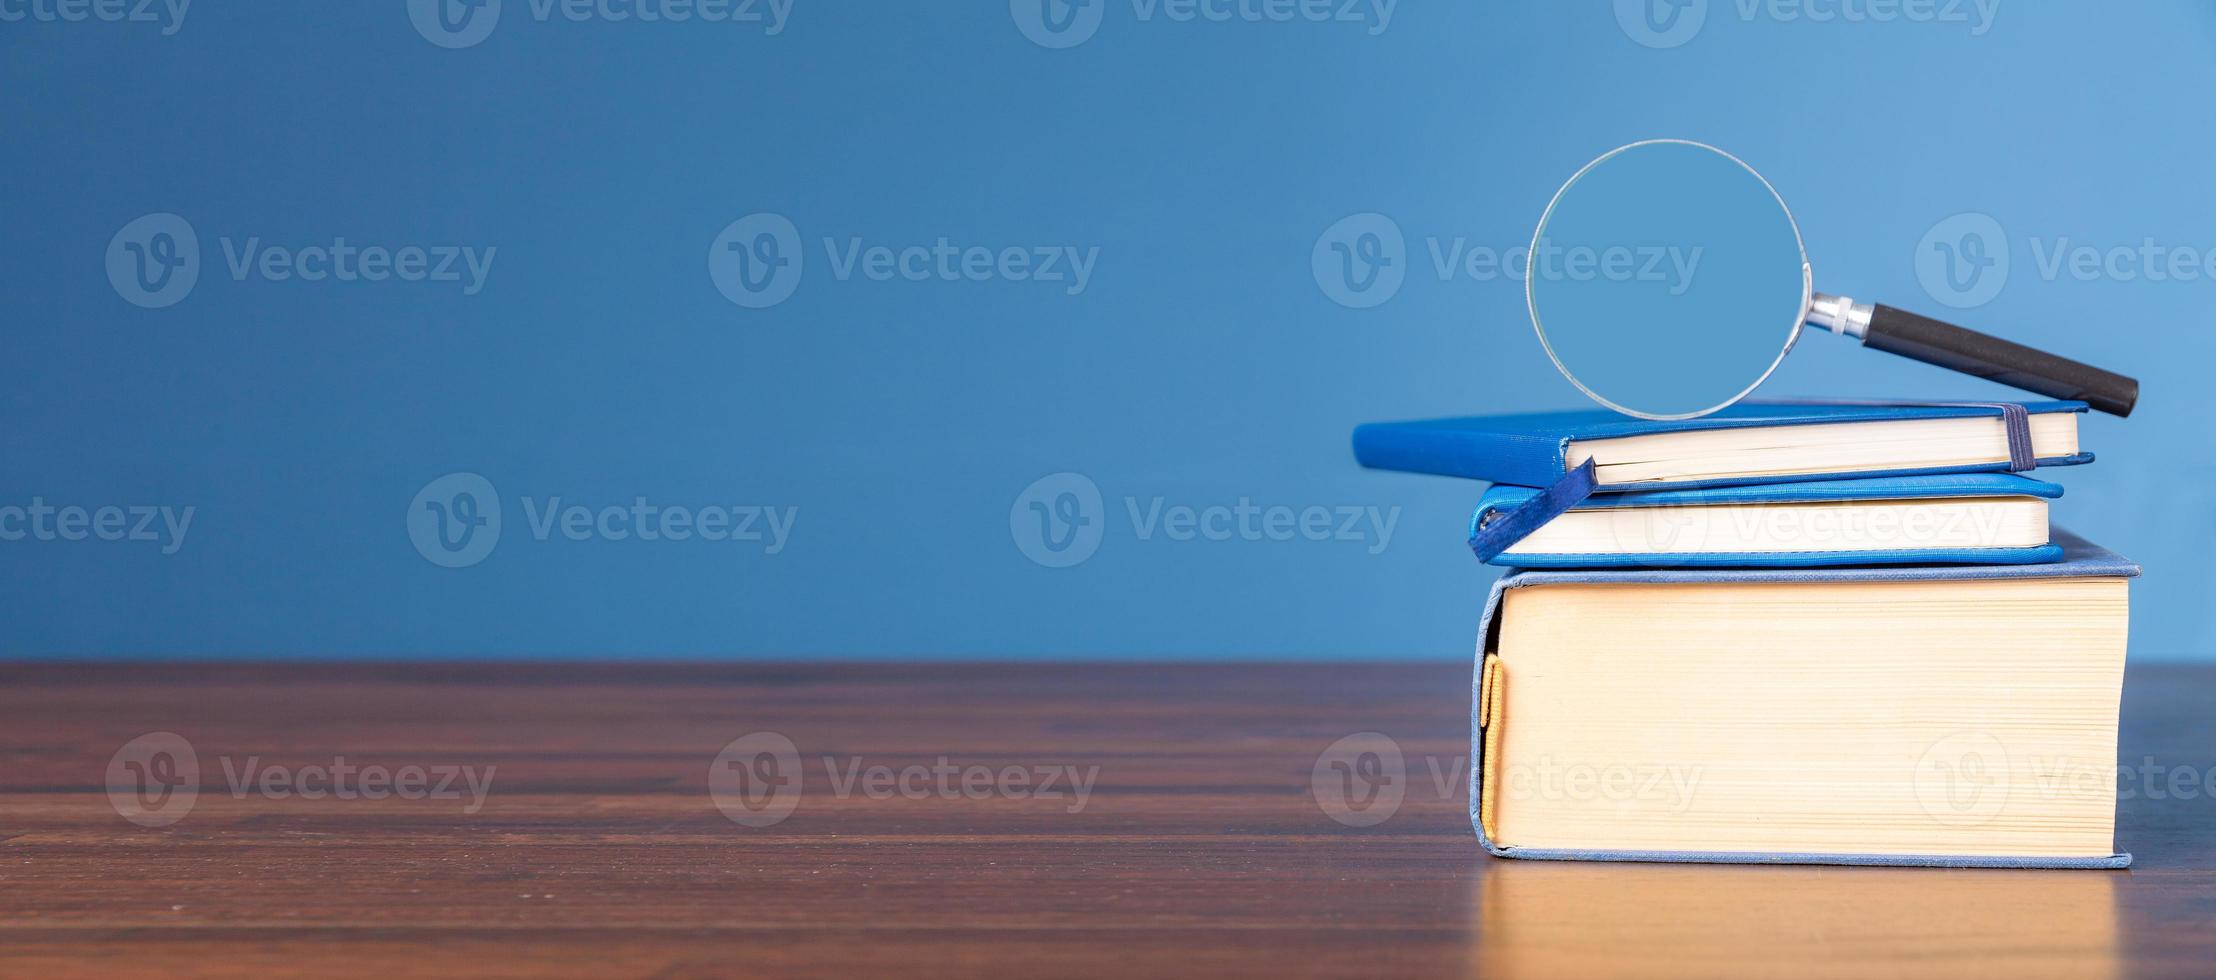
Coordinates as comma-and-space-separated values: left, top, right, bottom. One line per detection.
1468, 459, 1598, 562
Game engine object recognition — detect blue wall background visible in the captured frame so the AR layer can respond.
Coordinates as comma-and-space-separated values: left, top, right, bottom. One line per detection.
2, 1, 2208, 658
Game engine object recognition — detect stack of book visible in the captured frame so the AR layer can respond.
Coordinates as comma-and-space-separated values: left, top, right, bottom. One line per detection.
1356, 400, 2136, 868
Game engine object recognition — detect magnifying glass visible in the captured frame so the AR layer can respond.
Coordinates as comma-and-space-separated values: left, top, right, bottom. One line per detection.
1525, 139, 2139, 419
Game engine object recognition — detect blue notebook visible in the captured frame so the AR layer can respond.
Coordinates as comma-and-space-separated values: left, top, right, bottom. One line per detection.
1473, 472, 2066, 569
1355, 400, 2091, 491
1470, 529, 2138, 869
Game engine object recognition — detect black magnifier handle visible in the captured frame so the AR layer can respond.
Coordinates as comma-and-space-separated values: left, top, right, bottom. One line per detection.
1808, 295, 2139, 417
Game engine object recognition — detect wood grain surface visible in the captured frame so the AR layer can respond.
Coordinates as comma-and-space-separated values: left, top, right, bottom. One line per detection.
2, 662, 2213, 978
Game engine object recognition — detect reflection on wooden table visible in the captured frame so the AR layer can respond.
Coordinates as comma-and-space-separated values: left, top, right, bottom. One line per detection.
1475, 861, 2116, 980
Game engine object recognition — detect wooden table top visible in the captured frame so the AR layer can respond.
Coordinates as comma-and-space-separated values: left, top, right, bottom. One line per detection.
3, 661, 2212, 978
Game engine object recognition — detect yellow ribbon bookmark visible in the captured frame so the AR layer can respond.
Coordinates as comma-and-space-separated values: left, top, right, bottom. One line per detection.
1478, 654, 1504, 843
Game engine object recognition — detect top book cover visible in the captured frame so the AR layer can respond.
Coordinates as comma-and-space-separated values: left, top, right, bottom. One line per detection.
1352, 400, 2091, 491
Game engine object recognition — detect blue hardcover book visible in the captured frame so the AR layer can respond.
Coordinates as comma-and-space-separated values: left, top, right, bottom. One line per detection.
1354, 400, 2091, 491
1473, 472, 2066, 569
1470, 529, 2137, 869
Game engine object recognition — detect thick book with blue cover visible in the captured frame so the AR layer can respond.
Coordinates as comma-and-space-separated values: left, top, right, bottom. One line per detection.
1469, 529, 2137, 868
1355, 400, 2089, 490
1473, 472, 2065, 568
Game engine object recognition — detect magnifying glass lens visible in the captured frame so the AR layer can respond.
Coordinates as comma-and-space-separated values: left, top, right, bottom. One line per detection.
1528, 141, 1810, 419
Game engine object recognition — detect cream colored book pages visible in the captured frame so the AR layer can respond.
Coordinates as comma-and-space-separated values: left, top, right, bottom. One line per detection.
1502, 496, 2048, 555
1565, 412, 2079, 485
1491, 577, 2129, 857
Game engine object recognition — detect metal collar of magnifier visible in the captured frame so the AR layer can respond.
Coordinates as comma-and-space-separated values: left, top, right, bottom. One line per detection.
1808, 293, 1874, 340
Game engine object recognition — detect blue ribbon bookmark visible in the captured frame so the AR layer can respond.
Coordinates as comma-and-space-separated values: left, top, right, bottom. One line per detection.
1468, 459, 1598, 563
